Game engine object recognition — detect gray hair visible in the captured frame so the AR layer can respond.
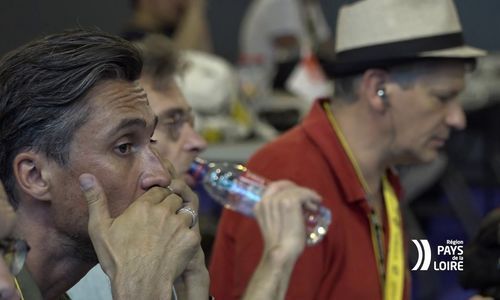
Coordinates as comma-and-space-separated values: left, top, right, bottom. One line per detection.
0, 28, 143, 207
333, 58, 476, 103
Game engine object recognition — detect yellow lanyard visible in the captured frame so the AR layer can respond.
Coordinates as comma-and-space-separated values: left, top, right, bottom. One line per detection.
322, 101, 404, 300
15, 277, 25, 300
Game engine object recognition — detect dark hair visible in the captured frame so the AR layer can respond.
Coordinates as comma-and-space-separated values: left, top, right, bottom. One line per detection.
133, 34, 180, 89
0, 28, 143, 207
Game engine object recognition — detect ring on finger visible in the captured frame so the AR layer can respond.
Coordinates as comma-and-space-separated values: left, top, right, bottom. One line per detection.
176, 206, 198, 229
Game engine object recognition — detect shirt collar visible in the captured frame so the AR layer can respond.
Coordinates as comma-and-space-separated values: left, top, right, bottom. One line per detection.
301, 99, 367, 204
301, 99, 402, 204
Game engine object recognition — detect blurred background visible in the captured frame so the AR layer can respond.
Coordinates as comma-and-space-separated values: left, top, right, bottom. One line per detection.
1, 0, 499, 60
1, 1, 499, 299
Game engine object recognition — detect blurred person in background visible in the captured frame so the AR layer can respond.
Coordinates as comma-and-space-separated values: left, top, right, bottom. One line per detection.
136, 35, 209, 186
209, 0, 486, 299
239, 0, 334, 92
123, 0, 212, 52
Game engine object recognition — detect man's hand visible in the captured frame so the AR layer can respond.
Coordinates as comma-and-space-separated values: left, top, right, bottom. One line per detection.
243, 180, 321, 300
167, 179, 210, 300
79, 174, 201, 300
255, 180, 321, 264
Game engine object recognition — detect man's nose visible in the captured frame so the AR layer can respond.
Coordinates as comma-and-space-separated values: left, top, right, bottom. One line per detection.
446, 101, 466, 130
183, 125, 208, 154
140, 148, 173, 190
0, 259, 20, 300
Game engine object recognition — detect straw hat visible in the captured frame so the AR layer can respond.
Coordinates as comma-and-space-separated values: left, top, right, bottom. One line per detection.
329, 0, 486, 76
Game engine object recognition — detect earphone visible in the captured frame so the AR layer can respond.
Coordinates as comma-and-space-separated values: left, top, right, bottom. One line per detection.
377, 86, 396, 143
377, 88, 389, 107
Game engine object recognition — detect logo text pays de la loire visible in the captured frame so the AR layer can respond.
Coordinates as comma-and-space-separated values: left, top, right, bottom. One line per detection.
411, 239, 464, 271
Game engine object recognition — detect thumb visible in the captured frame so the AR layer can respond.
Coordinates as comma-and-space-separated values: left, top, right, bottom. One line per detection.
79, 173, 111, 231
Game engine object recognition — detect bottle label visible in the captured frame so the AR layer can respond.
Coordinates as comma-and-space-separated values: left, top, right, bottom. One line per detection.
217, 170, 266, 217
230, 171, 266, 203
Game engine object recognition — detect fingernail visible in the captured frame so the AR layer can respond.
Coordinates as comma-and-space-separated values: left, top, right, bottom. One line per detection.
79, 174, 95, 191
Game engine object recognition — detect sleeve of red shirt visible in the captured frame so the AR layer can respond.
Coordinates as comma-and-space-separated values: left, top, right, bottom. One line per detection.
209, 142, 329, 299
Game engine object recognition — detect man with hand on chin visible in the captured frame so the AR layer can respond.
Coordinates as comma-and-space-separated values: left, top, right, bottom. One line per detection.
1, 29, 324, 300
0, 29, 207, 299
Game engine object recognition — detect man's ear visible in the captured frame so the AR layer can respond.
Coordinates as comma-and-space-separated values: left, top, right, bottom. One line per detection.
359, 68, 390, 112
13, 151, 53, 201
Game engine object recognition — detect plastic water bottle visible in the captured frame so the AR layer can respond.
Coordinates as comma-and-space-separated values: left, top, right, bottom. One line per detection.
189, 157, 332, 245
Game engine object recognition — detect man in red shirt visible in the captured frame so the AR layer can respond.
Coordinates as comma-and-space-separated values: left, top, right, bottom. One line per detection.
209, 0, 486, 299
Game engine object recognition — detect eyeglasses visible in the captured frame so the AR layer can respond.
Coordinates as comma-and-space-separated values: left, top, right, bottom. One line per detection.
0, 238, 30, 276
160, 108, 195, 142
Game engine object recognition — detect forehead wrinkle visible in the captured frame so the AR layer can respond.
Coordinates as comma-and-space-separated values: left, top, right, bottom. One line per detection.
107, 117, 157, 140
83, 81, 156, 141
92, 83, 151, 119
107, 85, 148, 106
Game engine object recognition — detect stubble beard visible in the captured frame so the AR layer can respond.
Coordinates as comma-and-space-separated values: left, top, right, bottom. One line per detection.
59, 230, 99, 264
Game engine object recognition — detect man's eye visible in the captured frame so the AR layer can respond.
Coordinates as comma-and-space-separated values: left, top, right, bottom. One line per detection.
166, 112, 184, 124
115, 143, 132, 155
150, 139, 158, 144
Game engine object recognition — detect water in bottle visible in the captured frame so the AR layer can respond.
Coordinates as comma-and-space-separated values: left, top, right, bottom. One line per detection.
189, 157, 331, 245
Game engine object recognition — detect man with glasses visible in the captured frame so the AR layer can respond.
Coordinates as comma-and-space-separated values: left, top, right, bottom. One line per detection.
133, 34, 324, 300
136, 35, 209, 187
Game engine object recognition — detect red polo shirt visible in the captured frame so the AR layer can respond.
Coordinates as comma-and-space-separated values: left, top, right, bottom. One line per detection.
209, 99, 410, 299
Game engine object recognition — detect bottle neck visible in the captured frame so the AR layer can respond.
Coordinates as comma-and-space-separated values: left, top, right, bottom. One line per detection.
188, 157, 209, 183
